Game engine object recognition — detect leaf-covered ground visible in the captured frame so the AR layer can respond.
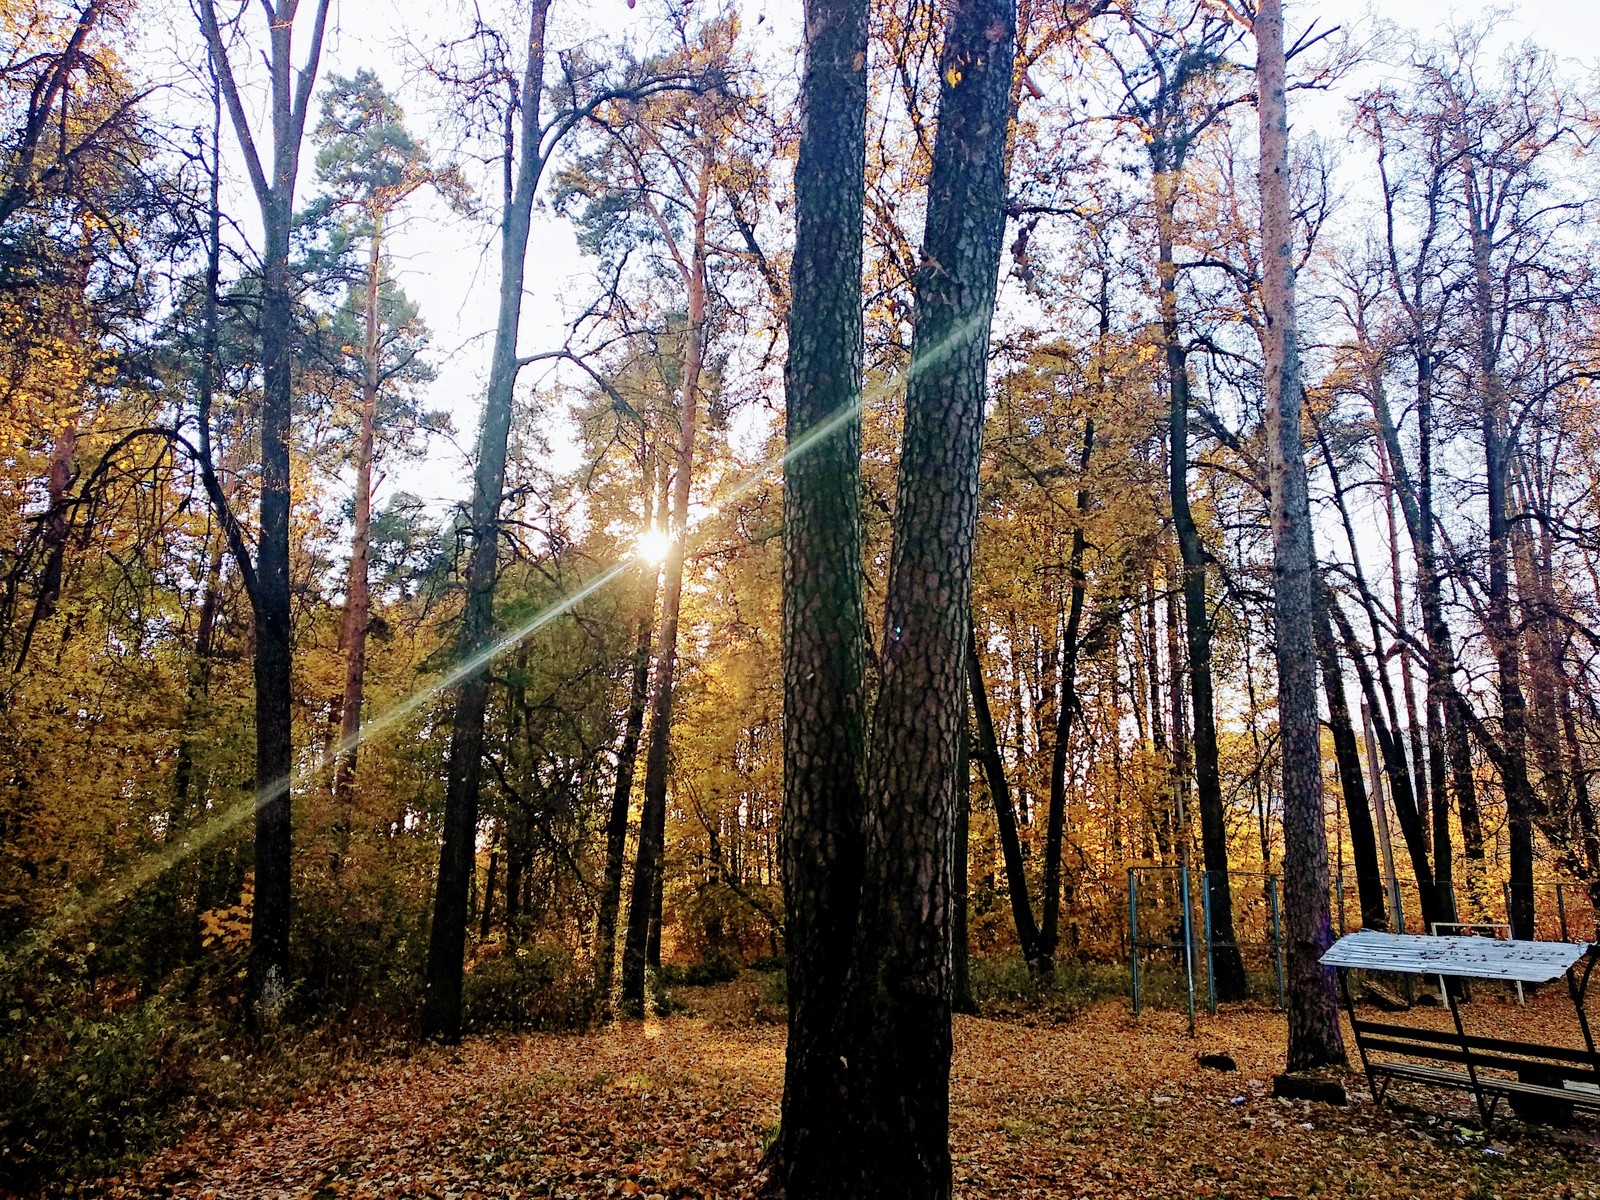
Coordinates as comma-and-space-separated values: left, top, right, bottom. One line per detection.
96, 979, 1600, 1199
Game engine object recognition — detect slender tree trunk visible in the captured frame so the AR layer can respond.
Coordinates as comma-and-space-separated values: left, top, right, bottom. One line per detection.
620, 163, 711, 1014
502, 814, 525, 936
1465, 161, 1537, 939
1314, 591, 1386, 930
478, 837, 498, 940
1165, 555, 1187, 864
967, 623, 1042, 966
202, 0, 333, 1028
766, 0, 870, 1182
1329, 593, 1443, 929
1376, 436, 1433, 857
844, 1, 1014, 1190
333, 213, 383, 828
1419, 358, 1485, 873
175, 95, 228, 834
596, 602, 657, 1004
646, 865, 664, 973
421, 0, 551, 1042
174, 543, 225, 819
1513, 470, 1573, 869
1369, 352, 1485, 875
1040, 416, 1093, 969
1321, 424, 1453, 926
1258, 0, 1343, 1069
1155, 165, 1245, 1003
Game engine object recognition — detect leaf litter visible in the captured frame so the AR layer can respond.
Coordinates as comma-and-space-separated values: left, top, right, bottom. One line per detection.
94, 981, 1600, 1199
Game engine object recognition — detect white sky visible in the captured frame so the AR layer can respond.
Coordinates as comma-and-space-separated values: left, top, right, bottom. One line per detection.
140, 0, 1600, 519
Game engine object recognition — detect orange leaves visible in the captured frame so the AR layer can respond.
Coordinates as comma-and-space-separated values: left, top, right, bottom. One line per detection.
99, 991, 1600, 1200
197, 880, 253, 951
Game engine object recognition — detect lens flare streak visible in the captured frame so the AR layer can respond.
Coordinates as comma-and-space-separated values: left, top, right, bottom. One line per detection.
14, 308, 990, 965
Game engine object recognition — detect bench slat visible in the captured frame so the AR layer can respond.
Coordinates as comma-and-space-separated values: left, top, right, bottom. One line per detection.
1371, 1060, 1600, 1107
1351, 1019, 1600, 1065
1358, 1037, 1600, 1082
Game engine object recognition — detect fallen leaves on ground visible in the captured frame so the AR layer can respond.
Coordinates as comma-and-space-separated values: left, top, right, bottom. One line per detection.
93, 981, 1600, 1199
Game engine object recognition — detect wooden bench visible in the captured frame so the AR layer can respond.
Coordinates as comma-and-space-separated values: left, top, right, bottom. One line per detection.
1324, 930, 1600, 1129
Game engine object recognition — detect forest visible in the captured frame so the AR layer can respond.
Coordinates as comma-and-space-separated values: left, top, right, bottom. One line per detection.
5, 0, 1600, 1195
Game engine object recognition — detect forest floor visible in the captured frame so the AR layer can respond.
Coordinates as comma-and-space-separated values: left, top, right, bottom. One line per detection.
94, 975, 1600, 1200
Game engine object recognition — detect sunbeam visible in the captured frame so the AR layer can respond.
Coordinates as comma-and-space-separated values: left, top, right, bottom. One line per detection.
11, 307, 991, 971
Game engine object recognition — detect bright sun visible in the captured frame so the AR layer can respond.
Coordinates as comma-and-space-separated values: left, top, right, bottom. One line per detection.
636, 527, 672, 566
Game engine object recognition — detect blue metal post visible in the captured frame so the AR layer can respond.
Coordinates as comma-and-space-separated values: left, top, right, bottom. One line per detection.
1180, 865, 1196, 1036
1202, 870, 1216, 1014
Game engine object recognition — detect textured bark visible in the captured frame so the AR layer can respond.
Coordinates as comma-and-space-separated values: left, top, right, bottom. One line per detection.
843, 0, 1015, 1191
201, 0, 334, 1025
1314, 594, 1386, 930
967, 623, 1042, 967
421, 0, 551, 1042
1257, 0, 1344, 1071
619, 160, 711, 1015
766, 0, 869, 1187
953, 712, 976, 1014
1156, 166, 1245, 1002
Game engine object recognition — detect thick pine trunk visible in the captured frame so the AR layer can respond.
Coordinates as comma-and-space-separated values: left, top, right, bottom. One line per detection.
843, 0, 1014, 1192
766, 0, 870, 1187
953, 709, 975, 1014
421, 0, 551, 1043
1257, 0, 1344, 1070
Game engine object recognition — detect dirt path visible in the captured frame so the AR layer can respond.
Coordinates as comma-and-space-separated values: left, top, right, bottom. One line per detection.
103, 987, 1600, 1199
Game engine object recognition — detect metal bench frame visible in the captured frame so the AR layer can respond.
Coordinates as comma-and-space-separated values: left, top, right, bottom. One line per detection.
1335, 950, 1600, 1129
